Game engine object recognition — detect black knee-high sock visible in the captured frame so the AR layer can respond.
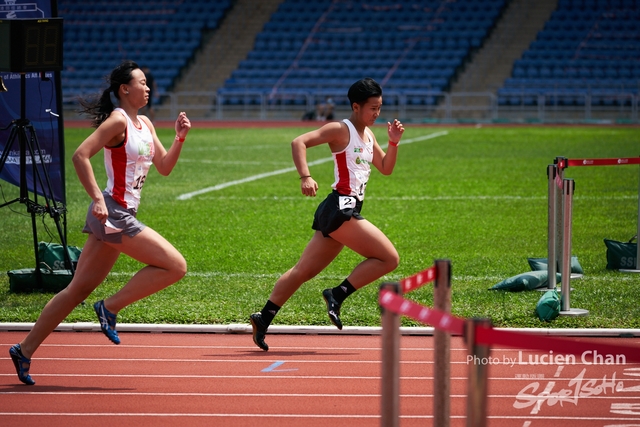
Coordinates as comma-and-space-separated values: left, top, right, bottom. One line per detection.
260, 300, 280, 326
331, 279, 356, 304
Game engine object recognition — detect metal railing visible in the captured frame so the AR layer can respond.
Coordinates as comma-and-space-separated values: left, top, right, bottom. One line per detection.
128, 90, 640, 123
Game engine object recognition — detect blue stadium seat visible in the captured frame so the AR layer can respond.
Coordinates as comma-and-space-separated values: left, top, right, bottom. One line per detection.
217, 0, 507, 104
59, 0, 231, 102
499, 0, 640, 103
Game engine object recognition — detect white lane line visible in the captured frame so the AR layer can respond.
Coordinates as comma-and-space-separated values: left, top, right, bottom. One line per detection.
176, 131, 449, 200
0, 392, 422, 397
0, 392, 635, 400
0, 412, 388, 418
2, 413, 639, 421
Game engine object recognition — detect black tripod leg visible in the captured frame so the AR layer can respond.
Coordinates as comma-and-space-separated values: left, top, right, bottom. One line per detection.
29, 199, 43, 287
0, 124, 21, 209
24, 123, 75, 276
0, 124, 18, 174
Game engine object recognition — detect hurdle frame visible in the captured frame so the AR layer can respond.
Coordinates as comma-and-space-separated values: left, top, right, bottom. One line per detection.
549, 156, 640, 274
379, 282, 401, 427
545, 164, 559, 291
465, 318, 491, 427
558, 178, 589, 317
620, 161, 640, 272
378, 259, 453, 427
433, 259, 452, 427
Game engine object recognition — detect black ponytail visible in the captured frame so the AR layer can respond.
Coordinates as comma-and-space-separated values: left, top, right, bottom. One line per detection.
79, 60, 139, 128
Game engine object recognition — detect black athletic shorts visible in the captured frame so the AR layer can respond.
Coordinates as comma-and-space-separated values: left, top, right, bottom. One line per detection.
312, 190, 364, 237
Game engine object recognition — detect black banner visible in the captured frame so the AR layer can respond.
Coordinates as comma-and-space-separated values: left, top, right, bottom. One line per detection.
0, 0, 65, 204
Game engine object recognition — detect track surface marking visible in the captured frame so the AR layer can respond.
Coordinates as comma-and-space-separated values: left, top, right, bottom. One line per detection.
2, 331, 639, 426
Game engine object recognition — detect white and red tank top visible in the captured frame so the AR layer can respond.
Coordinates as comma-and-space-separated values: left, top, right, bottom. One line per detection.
331, 119, 374, 201
104, 108, 154, 210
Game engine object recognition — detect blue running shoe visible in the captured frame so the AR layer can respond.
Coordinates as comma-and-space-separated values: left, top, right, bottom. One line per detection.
9, 344, 35, 385
94, 300, 120, 344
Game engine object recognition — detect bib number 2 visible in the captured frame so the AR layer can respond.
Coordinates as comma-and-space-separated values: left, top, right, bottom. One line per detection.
339, 196, 356, 210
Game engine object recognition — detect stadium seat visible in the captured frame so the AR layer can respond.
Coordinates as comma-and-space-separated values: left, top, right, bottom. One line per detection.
58, 0, 232, 103
217, 0, 508, 105
499, 0, 640, 103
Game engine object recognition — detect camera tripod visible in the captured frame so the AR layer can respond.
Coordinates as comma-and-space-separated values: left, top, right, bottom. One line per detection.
0, 72, 75, 286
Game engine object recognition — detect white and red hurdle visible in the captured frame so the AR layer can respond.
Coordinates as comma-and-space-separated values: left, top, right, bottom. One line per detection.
546, 155, 640, 316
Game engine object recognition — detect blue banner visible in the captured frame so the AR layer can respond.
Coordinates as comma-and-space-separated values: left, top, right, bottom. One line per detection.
0, 0, 65, 204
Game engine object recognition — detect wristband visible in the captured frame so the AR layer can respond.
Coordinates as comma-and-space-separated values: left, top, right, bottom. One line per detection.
175, 135, 185, 142
389, 140, 399, 147
300, 175, 311, 179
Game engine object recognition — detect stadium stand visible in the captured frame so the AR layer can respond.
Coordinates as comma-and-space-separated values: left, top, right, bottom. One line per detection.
217, 0, 508, 107
58, 0, 231, 103
498, 0, 640, 107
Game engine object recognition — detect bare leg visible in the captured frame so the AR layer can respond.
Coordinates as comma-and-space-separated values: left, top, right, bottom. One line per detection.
19, 234, 120, 358
268, 231, 344, 306
19, 226, 185, 358
328, 218, 399, 289
103, 226, 186, 313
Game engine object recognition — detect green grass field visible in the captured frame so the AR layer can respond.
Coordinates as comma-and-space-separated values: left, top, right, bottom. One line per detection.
1, 124, 639, 329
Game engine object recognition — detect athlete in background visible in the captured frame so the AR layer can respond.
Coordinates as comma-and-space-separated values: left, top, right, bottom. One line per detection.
250, 77, 404, 351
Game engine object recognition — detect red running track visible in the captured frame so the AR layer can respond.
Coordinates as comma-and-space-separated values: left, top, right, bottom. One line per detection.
1, 331, 640, 427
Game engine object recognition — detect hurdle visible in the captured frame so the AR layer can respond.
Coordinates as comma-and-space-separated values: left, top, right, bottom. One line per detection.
549, 156, 640, 277
379, 278, 640, 426
379, 267, 493, 427
545, 162, 583, 291
465, 318, 491, 427
379, 259, 452, 427
558, 177, 589, 317
380, 282, 401, 427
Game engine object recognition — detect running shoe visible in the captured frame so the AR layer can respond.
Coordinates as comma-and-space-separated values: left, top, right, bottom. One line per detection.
9, 344, 35, 385
249, 312, 269, 351
94, 300, 120, 344
322, 288, 343, 330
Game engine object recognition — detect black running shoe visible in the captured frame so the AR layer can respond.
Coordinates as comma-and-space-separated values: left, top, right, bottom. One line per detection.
250, 312, 269, 351
322, 288, 343, 330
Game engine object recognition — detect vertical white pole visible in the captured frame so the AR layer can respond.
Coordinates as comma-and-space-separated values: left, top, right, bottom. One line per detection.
555, 158, 565, 282
559, 178, 588, 317
560, 178, 574, 312
547, 164, 557, 289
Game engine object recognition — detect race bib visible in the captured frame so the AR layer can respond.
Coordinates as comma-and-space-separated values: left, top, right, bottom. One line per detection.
339, 196, 356, 210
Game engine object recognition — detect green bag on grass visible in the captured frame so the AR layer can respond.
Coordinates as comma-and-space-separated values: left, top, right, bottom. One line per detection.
535, 290, 561, 322
8, 267, 74, 293
604, 237, 637, 270
489, 270, 561, 292
6, 242, 80, 293
38, 241, 82, 271
527, 256, 584, 275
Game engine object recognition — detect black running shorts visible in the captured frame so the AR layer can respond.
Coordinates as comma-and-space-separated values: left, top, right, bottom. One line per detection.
312, 190, 364, 237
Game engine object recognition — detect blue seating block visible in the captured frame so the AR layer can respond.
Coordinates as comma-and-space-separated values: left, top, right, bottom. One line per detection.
216, 0, 506, 104
59, 0, 232, 102
500, 0, 640, 103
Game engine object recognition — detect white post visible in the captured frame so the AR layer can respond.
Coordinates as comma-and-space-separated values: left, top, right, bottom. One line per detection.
559, 179, 588, 317
546, 164, 558, 290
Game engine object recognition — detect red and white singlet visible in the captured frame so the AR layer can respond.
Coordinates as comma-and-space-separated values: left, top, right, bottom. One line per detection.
331, 119, 374, 201
104, 108, 155, 210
